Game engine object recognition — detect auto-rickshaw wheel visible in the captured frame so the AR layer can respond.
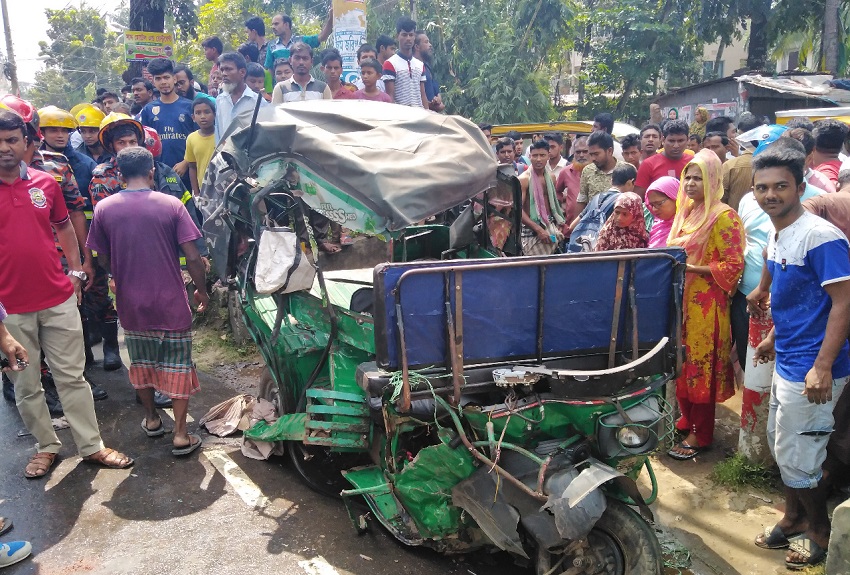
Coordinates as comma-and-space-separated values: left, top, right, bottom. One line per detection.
537, 500, 663, 575
287, 384, 371, 499
258, 366, 289, 454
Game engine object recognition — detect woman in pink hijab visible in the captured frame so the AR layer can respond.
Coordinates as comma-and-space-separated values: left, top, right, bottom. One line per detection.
644, 176, 680, 247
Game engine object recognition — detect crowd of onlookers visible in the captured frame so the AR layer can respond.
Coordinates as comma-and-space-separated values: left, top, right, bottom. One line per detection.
2, 7, 850, 570
0, 12, 450, 568
479, 110, 850, 571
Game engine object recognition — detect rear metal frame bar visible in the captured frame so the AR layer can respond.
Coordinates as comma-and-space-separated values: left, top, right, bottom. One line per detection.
608, 260, 626, 368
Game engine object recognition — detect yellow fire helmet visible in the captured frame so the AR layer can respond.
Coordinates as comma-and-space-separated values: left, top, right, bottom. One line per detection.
98, 112, 144, 149
69, 102, 89, 117
38, 106, 78, 130
75, 105, 106, 129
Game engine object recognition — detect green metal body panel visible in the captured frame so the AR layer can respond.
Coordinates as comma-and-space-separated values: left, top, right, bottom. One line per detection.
393, 441, 478, 538
463, 393, 654, 446
393, 224, 500, 261
306, 345, 373, 451
341, 466, 424, 544
244, 413, 308, 442
239, 269, 375, 449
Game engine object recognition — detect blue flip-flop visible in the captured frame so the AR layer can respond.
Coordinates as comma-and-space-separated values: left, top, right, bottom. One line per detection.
785, 536, 827, 570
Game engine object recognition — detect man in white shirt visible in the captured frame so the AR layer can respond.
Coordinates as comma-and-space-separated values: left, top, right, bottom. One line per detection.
543, 132, 568, 179
270, 42, 333, 104
214, 52, 268, 144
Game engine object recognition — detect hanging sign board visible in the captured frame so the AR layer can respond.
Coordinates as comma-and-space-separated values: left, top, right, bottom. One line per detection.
124, 31, 174, 62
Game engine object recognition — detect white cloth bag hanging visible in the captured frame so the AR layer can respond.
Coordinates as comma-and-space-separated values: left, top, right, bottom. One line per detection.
254, 227, 316, 294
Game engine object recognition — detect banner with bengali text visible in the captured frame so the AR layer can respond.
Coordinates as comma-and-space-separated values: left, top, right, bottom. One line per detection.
124, 30, 174, 62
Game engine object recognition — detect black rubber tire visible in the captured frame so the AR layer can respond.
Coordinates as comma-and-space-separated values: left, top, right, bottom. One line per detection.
544, 500, 663, 575
287, 384, 370, 499
258, 366, 288, 412
257, 367, 288, 454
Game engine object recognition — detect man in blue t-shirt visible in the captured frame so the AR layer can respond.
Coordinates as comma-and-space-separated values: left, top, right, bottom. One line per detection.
751, 143, 850, 571
140, 59, 197, 190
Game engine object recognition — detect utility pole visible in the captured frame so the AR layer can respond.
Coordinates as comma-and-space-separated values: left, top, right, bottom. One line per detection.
0, 0, 18, 94
410, 0, 417, 21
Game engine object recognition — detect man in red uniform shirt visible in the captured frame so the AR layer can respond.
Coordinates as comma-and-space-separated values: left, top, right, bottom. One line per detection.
633, 119, 691, 198
0, 110, 133, 479
0, 97, 107, 413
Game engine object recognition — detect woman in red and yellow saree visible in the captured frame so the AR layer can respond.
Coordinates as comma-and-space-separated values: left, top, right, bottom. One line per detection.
667, 149, 745, 460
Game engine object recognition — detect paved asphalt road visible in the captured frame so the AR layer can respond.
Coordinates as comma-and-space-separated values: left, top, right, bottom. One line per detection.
1, 356, 522, 575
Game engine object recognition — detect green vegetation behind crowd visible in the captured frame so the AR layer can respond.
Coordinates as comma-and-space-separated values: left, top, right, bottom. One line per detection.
23, 0, 849, 125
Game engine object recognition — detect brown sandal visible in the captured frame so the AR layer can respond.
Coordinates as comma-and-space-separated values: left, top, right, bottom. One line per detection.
82, 448, 134, 469
0, 517, 12, 537
24, 452, 57, 479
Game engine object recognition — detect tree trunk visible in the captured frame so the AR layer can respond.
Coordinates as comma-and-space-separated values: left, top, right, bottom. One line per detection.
713, 41, 725, 78
575, 0, 596, 107
129, 0, 164, 32
576, 22, 592, 106
127, 0, 165, 80
823, 0, 839, 73
615, 77, 637, 115
746, 0, 770, 71
615, 0, 674, 114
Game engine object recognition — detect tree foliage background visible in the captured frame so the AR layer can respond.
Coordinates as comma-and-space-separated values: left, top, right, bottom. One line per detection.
171, 0, 325, 82
22, 0, 848, 123
364, 0, 577, 123
27, 3, 126, 109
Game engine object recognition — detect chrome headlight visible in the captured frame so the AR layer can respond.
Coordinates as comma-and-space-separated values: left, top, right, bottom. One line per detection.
597, 396, 670, 457
617, 425, 651, 448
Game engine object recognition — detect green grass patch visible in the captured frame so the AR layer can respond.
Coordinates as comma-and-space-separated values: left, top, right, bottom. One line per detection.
709, 453, 775, 492
192, 324, 259, 371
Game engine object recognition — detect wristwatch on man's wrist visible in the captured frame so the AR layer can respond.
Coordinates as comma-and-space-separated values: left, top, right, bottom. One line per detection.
67, 270, 88, 282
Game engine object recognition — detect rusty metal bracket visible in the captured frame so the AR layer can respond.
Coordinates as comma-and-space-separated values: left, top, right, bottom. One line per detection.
608, 260, 626, 368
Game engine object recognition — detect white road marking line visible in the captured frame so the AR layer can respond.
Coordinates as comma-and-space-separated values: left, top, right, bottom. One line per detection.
203, 447, 268, 509
298, 556, 341, 575
161, 408, 194, 423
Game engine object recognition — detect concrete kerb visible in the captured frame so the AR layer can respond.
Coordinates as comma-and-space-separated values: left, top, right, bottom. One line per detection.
828, 498, 850, 575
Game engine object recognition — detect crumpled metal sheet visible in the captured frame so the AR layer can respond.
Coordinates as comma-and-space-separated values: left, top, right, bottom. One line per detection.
564, 458, 622, 508
451, 470, 529, 558
543, 467, 607, 541
394, 442, 477, 538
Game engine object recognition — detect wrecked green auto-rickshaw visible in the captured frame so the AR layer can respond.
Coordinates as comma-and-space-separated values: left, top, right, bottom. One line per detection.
199, 100, 685, 575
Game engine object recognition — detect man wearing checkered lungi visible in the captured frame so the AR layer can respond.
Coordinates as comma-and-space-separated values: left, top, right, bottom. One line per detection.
86, 146, 210, 457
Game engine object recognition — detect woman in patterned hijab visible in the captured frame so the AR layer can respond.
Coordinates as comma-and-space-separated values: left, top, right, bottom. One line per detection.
594, 192, 648, 251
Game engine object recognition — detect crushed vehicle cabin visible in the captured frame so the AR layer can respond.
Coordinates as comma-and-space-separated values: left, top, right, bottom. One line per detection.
199, 100, 685, 575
